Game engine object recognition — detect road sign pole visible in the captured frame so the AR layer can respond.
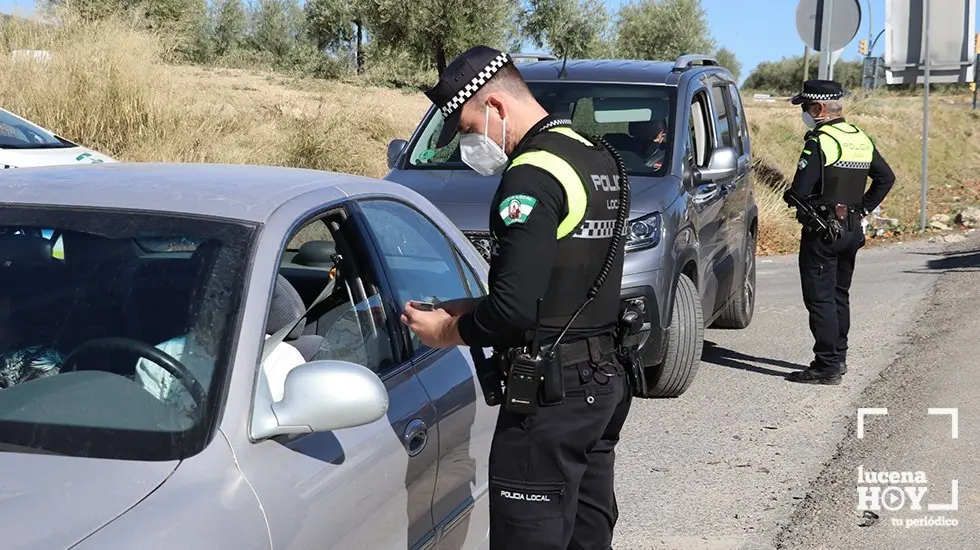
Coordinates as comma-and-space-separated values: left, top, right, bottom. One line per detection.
973, 55, 978, 109
920, 0, 930, 232
803, 45, 811, 85
818, 0, 835, 79
797, 0, 861, 81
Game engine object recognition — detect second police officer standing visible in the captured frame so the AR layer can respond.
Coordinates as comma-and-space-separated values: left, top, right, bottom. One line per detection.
783, 79, 895, 385
399, 45, 635, 549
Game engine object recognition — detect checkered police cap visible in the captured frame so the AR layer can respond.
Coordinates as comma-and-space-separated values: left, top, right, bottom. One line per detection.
425, 46, 514, 147
791, 79, 845, 105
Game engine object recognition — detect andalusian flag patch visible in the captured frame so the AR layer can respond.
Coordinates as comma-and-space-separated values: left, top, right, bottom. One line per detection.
499, 194, 538, 226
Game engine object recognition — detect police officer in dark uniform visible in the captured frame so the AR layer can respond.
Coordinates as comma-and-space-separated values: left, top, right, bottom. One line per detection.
399, 45, 634, 549
783, 79, 895, 385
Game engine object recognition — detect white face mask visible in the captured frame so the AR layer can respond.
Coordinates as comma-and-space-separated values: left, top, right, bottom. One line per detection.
802, 111, 821, 130
459, 105, 508, 177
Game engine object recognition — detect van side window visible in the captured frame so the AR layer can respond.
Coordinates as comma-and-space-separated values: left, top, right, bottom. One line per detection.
710, 84, 732, 149
689, 91, 710, 167
726, 84, 746, 156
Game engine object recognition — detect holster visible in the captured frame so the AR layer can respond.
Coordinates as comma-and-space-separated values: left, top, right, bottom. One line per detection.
615, 305, 646, 397
470, 346, 505, 407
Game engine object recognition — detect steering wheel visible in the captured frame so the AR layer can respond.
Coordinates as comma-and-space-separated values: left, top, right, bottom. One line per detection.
60, 337, 208, 413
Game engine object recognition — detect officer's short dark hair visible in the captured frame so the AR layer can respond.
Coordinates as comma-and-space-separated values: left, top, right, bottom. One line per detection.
470, 63, 533, 103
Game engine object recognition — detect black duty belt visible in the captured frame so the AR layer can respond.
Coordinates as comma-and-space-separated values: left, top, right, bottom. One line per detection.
557, 334, 617, 365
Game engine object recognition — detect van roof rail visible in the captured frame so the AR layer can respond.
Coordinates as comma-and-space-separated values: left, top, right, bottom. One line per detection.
673, 54, 718, 71
510, 53, 559, 62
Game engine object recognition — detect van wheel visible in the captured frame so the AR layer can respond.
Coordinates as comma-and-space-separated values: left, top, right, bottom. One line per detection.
713, 229, 756, 329
642, 273, 704, 398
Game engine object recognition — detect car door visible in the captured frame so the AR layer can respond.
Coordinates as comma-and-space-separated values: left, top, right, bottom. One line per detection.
238, 202, 440, 550
726, 81, 752, 241
686, 87, 725, 316
354, 198, 494, 550
705, 78, 742, 316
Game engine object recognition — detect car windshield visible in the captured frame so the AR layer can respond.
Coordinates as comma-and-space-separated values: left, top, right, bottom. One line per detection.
0, 109, 72, 149
0, 207, 256, 461
406, 81, 675, 177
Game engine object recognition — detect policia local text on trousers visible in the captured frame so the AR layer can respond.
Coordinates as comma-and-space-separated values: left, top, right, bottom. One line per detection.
418, 46, 640, 549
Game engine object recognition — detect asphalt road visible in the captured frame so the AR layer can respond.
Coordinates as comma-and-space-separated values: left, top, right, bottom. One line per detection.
610, 231, 980, 550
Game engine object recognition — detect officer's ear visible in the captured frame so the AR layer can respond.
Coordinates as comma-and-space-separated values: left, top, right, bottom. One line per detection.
485, 93, 507, 121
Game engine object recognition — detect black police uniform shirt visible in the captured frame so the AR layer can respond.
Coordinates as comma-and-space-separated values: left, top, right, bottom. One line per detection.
789, 116, 895, 213
456, 115, 626, 350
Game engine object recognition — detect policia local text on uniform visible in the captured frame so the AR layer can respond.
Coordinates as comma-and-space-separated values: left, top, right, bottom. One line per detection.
782, 79, 895, 385
399, 46, 637, 549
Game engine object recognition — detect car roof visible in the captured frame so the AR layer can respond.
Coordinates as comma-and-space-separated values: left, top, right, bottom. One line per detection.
515, 56, 729, 87
0, 162, 390, 223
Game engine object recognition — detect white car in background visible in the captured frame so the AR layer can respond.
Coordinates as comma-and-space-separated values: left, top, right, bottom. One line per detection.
0, 107, 115, 169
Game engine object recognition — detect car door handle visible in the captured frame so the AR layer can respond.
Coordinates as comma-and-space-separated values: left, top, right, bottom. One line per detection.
404, 418, 428, 457
693, 183, 719, 205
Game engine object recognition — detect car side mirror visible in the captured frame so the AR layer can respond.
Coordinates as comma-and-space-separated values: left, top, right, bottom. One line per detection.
251, 360, 389, 440
694, 146, 737, 184
387, 139, 408, 170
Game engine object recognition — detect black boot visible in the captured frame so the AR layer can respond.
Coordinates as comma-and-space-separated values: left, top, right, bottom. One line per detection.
786, 361, 842, 385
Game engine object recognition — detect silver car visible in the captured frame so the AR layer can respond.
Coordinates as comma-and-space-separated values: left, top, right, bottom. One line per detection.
0, 163, 495, 549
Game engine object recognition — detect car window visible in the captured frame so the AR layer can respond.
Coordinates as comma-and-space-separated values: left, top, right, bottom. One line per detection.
690, 91, 710, 167
358, 200, 472, 354
456, 248, 486, 297
271, 209, 396, 378
0, 207, 255, 461
710, 84, 733, 149
406, 82, 676, 177
727, 83, 748, 156
0, 109, 70, 149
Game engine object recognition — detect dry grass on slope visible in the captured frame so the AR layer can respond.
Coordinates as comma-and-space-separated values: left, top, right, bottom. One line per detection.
3, 12, 976, 255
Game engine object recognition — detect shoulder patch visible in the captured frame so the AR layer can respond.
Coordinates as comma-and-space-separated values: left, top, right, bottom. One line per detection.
498, 194, 538, 226
798, 158, 808, 170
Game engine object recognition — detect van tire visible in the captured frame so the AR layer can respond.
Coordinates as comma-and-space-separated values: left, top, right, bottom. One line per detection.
643, 273, 704, 397
713, 228, 756, 329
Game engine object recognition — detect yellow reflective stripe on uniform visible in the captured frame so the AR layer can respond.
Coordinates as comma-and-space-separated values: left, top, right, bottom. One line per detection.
817, 133, 841, 165
816, 122, 874, 167
507, 149, 587, 239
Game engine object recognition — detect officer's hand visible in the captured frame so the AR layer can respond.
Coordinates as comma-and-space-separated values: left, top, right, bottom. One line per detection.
782, 188, 796, 207
401, 301, 455, 348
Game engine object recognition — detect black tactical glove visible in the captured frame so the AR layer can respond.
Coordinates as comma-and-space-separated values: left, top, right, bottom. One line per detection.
782, 188, 798, 208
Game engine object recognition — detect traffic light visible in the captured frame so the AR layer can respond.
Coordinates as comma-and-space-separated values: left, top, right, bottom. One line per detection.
858, 40, 868, 55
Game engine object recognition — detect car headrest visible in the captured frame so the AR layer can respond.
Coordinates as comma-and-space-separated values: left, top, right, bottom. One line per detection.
266, 274, 306, 339
293, 240, 336, 268
0, 235, 55, 266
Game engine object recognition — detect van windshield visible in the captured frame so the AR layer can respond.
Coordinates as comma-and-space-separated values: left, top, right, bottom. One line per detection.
0, 206, 256, 461
0, 109, 72, 149
405, 82, 675, 177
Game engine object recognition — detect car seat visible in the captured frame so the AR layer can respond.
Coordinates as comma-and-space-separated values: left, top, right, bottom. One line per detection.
266, 273, 324, 362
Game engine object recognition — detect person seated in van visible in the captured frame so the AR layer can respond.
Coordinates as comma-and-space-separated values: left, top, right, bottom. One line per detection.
629, 119, 668, 170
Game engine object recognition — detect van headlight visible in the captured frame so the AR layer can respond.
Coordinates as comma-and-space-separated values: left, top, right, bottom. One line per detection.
624, 212, 662, 252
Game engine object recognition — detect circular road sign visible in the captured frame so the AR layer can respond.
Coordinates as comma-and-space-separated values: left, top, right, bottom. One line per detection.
796, 0, 862, 52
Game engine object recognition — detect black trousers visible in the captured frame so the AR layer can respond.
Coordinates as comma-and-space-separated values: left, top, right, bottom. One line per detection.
487, 352, 633, 550
798, 223, 866, 373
